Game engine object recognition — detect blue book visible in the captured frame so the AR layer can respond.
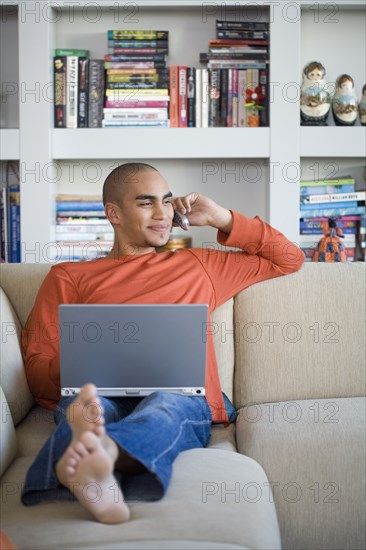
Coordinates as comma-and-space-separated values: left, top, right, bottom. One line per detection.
56, 201, 104, 211
300, 184, 355, 196
300, 206, 366, 218
300, 227, 357, 235
7, 186, 21, 262
300, 200, 358, 211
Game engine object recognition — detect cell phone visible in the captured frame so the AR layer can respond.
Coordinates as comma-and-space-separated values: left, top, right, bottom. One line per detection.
173, 210, 190, 230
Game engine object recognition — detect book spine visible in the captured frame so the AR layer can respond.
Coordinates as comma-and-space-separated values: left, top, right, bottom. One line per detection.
237, 69, 247, 127
219, 69, 228, 127
259, 67, 268, 126
178, 66, 187, 128
301, 200, 359, 210
107, 40, 168, 48
7, 187, 20, 263
88, 60, 105, 128
217, 30, 269, 39
54, 56, 66, 128
302, 192, 365, 204
300, 184, 355, 195
195, 68, 202, 128
300, 227, 357, 235
102, 120, 169, 127
187, 67, 196, 127
56, 210, 107, 217
232, 69, 238, 127
300, 178, 355, 187
107, 47, 168, 55
227, 69, 233, 127
104, 54, 166, 62
105, 88, 168, 96
66, 56, 78, 129
57, 201, 104, 211
103, 112, 168, 121
300, 201, 362, 211
78, 57, 89, 128
300, 206, 365, 218
0, 188, 8, 262
105, 100, 168, 108
208, 61, 266, 70
108, 30, 169, 40
55, 48, 90, 57
201, 69, 209, 129
300, 219, 358, 230
209, 69, 220, 127
56, 232, 114, 241
106, 70, 168, 78
245, 68, 252, 126
106, 80, 169, 88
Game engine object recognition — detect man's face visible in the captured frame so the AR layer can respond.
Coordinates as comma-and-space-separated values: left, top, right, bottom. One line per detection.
113, 170, 174, 254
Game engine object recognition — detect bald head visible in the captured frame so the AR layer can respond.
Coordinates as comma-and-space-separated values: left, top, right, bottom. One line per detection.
103, 162, 158, 206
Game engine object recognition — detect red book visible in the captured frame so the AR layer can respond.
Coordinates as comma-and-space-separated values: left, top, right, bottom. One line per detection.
169, 66, 179, 128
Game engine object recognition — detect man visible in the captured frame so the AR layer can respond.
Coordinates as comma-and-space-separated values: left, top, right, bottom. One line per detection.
21, 162, 305, 523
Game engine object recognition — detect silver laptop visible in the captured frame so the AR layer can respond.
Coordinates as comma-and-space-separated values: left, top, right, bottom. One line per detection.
59, 304, 208, 397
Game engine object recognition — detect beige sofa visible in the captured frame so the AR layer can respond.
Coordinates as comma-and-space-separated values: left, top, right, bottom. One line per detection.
0, 262, 365, 550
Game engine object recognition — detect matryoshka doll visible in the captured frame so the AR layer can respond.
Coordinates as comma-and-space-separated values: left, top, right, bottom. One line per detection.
332, 74, 358, 126
359, 84, 366, 126
300, 61, 331, 125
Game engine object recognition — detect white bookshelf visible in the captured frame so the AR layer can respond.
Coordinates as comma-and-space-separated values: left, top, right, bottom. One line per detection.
0, 0, 365, 261
52, 128, 271, 159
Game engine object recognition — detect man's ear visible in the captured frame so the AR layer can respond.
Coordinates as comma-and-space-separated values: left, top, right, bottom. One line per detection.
105, 202, 120, 225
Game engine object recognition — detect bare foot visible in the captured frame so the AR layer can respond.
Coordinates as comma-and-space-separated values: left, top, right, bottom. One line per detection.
56, 384, 130, 524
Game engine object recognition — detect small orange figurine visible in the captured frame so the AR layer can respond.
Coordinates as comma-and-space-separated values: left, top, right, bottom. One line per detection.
312, 217, 347, 262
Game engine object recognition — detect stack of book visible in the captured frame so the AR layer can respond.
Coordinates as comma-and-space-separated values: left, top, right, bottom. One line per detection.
55, 194, 113, 262
299, 176, 366, 262
54, 49, 105, 128
171, 19, 269, 128
0, 185, 21, 263
103, 30, 170, 127
1, 162, 21, 263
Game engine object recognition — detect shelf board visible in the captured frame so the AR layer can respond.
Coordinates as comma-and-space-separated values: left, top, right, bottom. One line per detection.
0, 129, 20, 160
300, 126, 366, 157
52, 128, 270, 159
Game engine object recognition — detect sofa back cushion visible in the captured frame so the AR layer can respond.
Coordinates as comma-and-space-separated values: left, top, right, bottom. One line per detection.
0, 288, 34, 425
234, 262, 365, 408
1, 263, 52, 327
211, 298, 234, 401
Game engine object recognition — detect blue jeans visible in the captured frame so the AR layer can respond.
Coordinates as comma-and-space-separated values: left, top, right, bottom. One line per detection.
21, 391, 214, 505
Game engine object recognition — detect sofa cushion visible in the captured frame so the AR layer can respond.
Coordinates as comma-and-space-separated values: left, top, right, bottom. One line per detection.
15, 406, 237, 460
0, 288, 34, 426
211, 298, 235, 402
236, 396, 366, 550
15, 406, 55, 457
233, 263, 365, 408
0, 387, 17, 478
0, 448, 281, 550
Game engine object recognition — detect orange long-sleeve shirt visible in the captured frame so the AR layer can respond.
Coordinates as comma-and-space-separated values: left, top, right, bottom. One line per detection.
22, 211, 305, 423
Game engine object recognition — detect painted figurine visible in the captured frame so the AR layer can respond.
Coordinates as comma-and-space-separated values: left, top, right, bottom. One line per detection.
359, 84, 366, 126
332, 74, 358, 126
300, 61, 331, 126
312, 217, 347, 262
